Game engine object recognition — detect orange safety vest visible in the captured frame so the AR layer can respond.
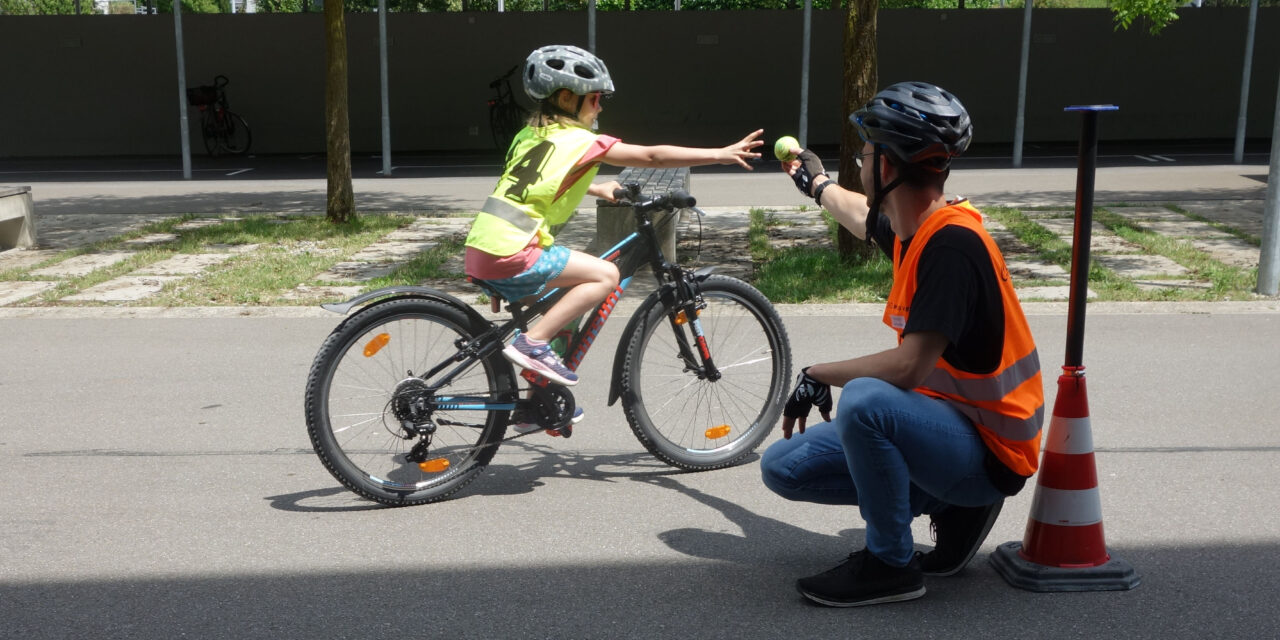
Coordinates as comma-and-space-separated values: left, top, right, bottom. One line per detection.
883, 201, 1045, 476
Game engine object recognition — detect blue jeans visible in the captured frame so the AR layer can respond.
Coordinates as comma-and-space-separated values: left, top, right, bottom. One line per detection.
760, 377, 1005, 567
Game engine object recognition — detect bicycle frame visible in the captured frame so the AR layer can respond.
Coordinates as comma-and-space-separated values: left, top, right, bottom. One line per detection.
417, 196, 718, 427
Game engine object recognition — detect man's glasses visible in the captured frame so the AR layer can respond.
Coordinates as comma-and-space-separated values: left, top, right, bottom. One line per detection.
854, 150, 875, 169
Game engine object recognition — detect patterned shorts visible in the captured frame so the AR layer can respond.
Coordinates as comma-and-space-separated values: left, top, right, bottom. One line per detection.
478, 244, 570, 302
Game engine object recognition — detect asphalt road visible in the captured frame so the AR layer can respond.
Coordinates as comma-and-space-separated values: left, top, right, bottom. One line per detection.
3, 305, 1279, 639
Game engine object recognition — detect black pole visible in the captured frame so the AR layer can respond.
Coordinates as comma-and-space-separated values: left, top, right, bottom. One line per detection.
1062, 105, 1116, 369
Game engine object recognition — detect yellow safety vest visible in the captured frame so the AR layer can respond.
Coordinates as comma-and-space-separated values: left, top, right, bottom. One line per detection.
465, 123, 605, 257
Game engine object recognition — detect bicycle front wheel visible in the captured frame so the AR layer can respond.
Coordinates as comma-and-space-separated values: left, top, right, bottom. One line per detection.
304, 299, 516, 506
620, 275, 792, 471
219, 111, 252, 155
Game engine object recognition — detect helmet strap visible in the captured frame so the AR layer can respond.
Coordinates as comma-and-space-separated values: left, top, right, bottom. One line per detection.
865, 148, 904, 246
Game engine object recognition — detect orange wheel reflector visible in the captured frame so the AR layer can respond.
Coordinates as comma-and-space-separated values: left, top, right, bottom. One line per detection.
363, 333, 390, 357
418, 458, 450, 473
674, 311, 688, 325
705, 425, 731, 439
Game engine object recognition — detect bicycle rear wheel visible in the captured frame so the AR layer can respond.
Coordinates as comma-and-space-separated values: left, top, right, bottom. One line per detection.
304, 298, 516, 506
620, 275, 792, 470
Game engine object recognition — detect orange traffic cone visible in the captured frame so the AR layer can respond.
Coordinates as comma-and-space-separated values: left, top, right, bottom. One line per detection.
990, 366, 1140, 591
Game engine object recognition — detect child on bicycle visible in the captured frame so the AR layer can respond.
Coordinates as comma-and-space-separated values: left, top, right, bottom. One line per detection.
465, 44, 763, 405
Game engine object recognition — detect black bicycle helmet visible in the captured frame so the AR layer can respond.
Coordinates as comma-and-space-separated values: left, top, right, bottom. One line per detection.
850, 81, 972, 171
523, 45, 615, 101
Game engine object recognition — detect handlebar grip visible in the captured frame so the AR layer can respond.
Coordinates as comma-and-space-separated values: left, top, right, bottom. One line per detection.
665, 190, 696, 209
612, 187, 630, 202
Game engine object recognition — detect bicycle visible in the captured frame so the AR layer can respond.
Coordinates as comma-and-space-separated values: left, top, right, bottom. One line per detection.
304, 184, 793, 506
487, 65, 528, 153
186, 75, 252, 156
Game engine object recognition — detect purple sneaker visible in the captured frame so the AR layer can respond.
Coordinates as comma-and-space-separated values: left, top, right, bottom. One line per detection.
502, 334, 579, 386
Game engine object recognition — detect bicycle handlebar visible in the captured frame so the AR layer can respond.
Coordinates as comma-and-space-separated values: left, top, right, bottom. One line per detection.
489, 65, 520, 90
612, 183, 697, 211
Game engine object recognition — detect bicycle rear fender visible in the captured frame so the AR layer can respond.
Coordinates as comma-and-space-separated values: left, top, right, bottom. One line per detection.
322, 286, 490, 331
606, 267, 716, 407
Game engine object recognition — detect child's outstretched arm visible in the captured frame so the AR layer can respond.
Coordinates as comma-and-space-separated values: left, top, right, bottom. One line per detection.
601, 129, 764, 170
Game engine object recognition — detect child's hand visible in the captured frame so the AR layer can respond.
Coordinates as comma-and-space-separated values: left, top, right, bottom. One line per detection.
719, 129, 765, 169
588, 180, 623, 202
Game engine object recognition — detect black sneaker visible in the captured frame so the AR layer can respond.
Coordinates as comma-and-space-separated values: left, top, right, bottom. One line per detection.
919, 500, 1004, 577
796, 549, 925, 607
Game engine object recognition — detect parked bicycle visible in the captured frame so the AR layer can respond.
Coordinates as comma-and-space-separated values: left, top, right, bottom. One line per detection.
304, 184, 793, 506
487, 65, 528, 153
186, 75, 252, 156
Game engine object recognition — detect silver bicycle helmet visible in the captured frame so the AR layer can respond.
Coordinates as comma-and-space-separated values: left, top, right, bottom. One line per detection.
851, 81, 972, 171
523, 45, 615, 101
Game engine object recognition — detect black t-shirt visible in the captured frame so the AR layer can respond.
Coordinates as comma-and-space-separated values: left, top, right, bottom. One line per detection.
869, 209, 1003, 374
870, 208, 1027, 494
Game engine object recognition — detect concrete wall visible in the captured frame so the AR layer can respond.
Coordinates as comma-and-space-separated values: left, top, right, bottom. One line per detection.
1, 8, 1276, 157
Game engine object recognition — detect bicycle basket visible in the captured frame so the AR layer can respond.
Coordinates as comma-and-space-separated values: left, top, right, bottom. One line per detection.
186, 85, 218, 106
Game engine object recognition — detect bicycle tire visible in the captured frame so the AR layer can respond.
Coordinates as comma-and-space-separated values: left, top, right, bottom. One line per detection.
619, 275, 792, 471
304, 298, 516, 506
219, 111, 252, 155
200, 112, 219, 156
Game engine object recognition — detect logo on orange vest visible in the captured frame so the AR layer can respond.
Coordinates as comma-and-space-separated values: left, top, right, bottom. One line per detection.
890, 314, 906, 330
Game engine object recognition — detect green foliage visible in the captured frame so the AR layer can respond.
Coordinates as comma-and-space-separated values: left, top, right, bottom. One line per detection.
1111, 0, 1180, 34
152, 0, 231, 11
0, 0, 94, 14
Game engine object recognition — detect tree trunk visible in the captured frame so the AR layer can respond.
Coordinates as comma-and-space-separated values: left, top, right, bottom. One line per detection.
324, 0, 355, 223
837, 0, 879, 262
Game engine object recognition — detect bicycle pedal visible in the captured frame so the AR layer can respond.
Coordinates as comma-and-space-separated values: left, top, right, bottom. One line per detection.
546, 425, 572, 438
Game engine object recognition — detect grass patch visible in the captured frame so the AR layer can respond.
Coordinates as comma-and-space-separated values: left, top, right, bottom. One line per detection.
1164, 204, 1262, 247
1094, 208, 1257, 300
4, 214, 414, 306
148, 215, 411, 306
749, 207, 891, 303
985, 206, 1139, 300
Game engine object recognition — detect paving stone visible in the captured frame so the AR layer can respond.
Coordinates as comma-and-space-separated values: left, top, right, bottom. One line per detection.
133, 253, 235, 276
314, 262, 399, 283
1178, 201, 1264, 236
30, 214, 175, 250
1135, 220, 1221, 238
28, 251, 133, 278
1035, 218, 1107, 238
62, 275, 182, 302
1005, 259, 1069, 280
123, 233, 180, 247
0, 281, 56, 305
1014, 285, 1094, 301
172, 218, 230, 232
348, 241, 439, 263
0, 248, 61, 272
1089, 234, 1144, 254
1133, 279, 1213, 292
1107, 206, 1188, 222
281, 284, 364, 302
1094, 253, 1189, 277
1190, 236, 1259, 268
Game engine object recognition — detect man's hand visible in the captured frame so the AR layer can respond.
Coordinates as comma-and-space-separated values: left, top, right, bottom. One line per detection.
781, 367, 832, 439
784, 149, 828, 198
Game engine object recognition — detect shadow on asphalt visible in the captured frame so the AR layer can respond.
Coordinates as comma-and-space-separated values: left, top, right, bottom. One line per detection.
5, 529, 1276, 638
33, 190, 476, 216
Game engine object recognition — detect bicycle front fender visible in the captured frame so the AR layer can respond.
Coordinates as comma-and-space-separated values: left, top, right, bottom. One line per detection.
606, 267, 717, 407
322, 286, 491, 333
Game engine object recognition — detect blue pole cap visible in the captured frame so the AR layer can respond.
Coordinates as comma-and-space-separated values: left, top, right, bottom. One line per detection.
1065, 105, 1119, 112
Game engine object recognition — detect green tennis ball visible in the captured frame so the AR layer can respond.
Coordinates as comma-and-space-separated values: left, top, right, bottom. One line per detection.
773, 136, 800, 162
